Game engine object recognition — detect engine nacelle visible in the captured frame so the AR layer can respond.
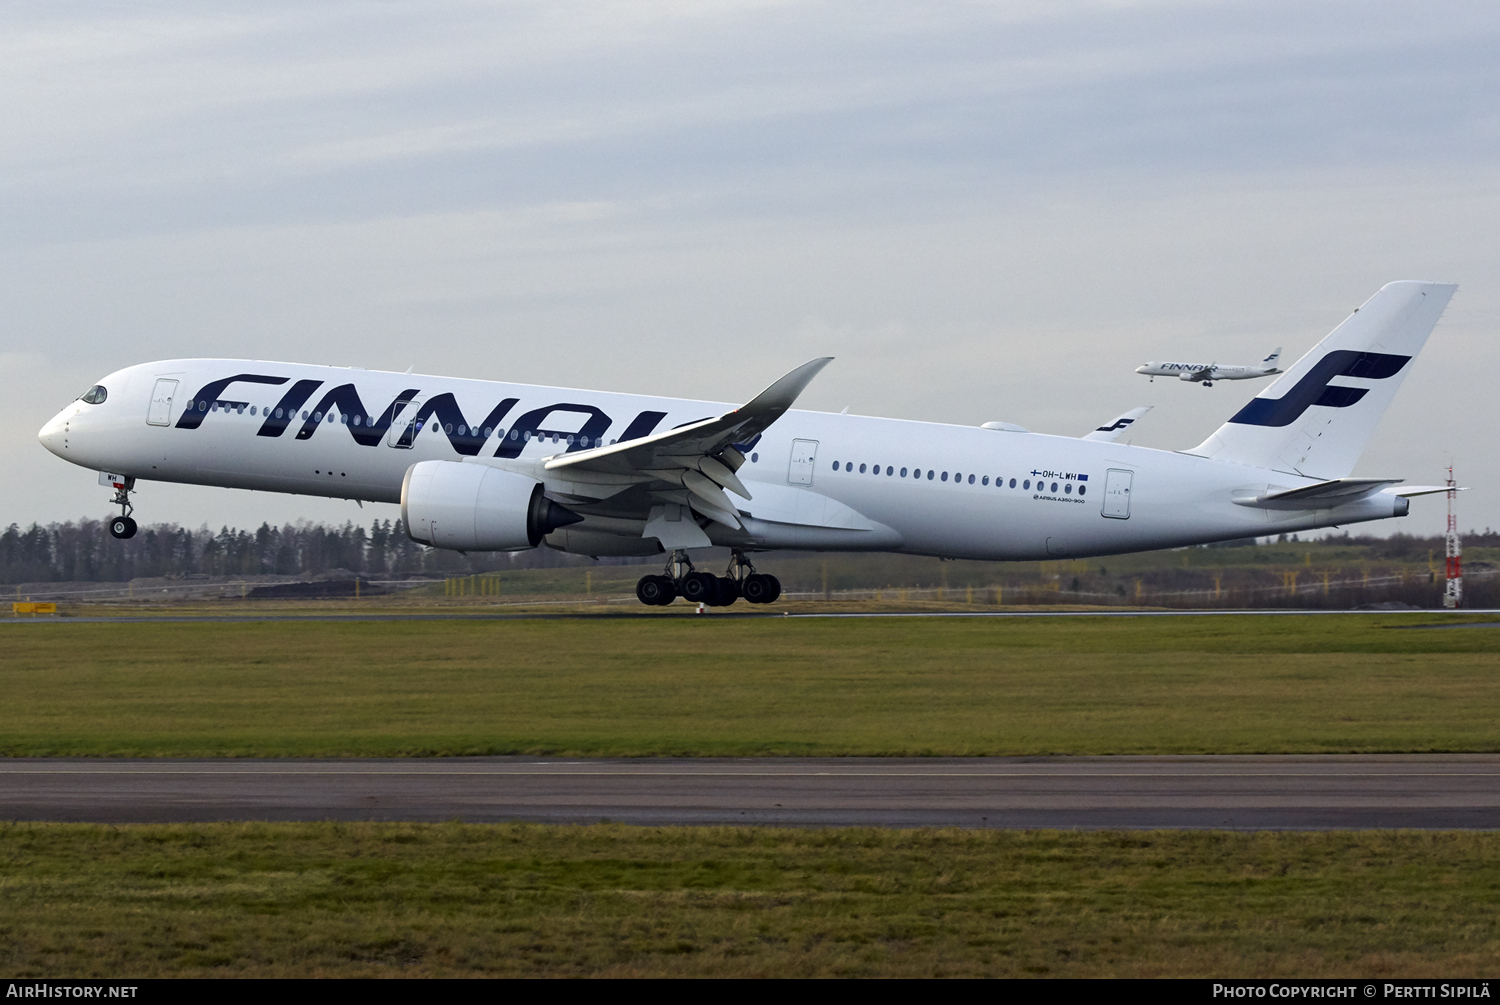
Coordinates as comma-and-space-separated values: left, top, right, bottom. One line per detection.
401, 460, 581, 551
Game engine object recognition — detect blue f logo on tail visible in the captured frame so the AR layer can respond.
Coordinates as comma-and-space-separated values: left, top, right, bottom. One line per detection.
1227, 351, 1410, 428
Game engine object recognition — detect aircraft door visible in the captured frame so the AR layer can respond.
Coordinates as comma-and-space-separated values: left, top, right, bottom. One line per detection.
146, 379, 178, 426
386, 393, 426, 448
788, 439, 818, 485
1102, 468, 1133, 519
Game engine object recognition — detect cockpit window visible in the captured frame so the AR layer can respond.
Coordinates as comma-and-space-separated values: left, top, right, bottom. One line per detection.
79, 385, 107, 404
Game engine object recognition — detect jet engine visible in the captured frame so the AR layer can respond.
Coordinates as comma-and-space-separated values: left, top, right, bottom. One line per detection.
401, 460, 581, 551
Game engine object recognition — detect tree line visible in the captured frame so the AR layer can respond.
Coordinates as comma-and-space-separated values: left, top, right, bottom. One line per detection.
0, 518, 629, 584
2, 518, 1493, 587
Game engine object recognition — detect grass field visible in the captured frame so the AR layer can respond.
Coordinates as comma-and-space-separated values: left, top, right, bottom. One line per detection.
6, 612, 1499, 979
1, 822, 1496, 977
2, 612, 1498, 756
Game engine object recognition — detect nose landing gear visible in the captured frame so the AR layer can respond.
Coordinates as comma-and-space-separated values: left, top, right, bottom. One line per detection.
107, 476, 137, 539
634, 549, 781, 607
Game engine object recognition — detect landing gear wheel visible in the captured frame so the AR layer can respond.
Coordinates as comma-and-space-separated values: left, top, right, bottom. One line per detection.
636, 575, 677, 606
715, 576, 739, 607
106, 476, 137, 539
681, 572, 720, 606
743, 573, 778, 604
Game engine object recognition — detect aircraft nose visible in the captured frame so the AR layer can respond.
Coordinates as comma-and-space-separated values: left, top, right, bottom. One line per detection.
37, 407, 74, 459
1134, 365, 1149, 374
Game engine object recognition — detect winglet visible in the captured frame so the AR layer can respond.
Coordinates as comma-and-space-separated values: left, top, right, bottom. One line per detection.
734, 357, 833, 419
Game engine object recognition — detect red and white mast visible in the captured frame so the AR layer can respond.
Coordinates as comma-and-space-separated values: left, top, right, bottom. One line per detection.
1444, 465, 1462, 609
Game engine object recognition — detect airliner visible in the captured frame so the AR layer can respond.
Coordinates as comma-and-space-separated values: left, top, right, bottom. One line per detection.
39, 281, 1454, 606
1136, 347, 1282, 386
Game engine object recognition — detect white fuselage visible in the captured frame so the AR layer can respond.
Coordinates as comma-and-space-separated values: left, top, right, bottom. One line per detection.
39, 359, 1403, 561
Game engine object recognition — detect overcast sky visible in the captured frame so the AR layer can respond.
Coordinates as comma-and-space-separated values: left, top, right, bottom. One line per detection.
4, 0, 1498, 537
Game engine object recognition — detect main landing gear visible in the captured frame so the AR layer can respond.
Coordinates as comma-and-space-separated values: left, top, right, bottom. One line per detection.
635, 550, 782, 607
107, 476, 137, 540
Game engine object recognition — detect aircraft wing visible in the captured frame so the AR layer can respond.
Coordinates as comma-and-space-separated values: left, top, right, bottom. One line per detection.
541, 357, 834, 528
1083, 406, 1151, 441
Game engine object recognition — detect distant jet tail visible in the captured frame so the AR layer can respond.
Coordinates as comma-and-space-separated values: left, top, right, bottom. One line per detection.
1185, 281, 1455, 479
1262, 346, 1282, 368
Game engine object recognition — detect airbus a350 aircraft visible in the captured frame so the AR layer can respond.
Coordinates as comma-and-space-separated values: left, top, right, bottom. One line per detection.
1136, 347, 1283, 386
39, 281, 1454, 606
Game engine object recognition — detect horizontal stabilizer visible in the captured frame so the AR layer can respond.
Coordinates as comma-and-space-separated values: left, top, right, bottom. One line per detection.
1233, 477, 1401, 509
1391, 485, 1465, 499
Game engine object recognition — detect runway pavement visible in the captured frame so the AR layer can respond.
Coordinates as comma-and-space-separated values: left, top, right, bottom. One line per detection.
2, 756, 1496, 829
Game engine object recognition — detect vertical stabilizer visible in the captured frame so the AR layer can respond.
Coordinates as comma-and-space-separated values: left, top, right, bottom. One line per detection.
1185, 281, 1455, 478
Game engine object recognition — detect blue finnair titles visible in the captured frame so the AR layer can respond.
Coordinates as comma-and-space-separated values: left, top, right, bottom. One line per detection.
39, 281, 1458, 606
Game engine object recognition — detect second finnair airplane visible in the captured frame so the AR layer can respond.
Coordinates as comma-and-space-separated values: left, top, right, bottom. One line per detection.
39, 281, 1454, 607
1137, 347, 1283, 386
